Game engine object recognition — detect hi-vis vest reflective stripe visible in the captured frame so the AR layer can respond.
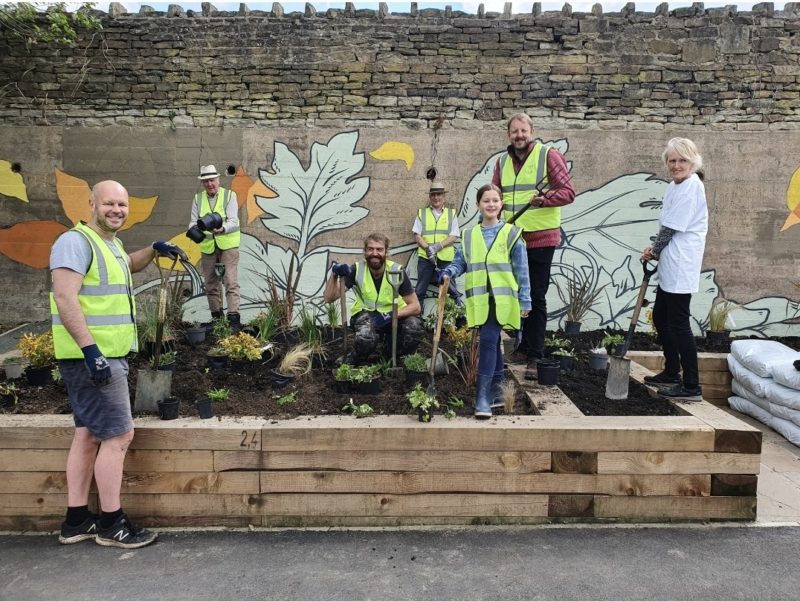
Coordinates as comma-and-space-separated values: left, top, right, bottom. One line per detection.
50, 223, 137, 359
196, 188, 240, 253
417, 207, 456, 261
500, 143, 560, 233
350, 260, 408, 315
463, 223, 522, 330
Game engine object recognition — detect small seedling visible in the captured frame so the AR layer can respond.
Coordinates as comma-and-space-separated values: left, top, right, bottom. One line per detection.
443, 408, 456, 419
403, 352, 427, 372
447, 395, 465, 409
275, 391, 297, 406
0, 382, 19, 405
342, 399, 374, 418
207, 388, 230, 402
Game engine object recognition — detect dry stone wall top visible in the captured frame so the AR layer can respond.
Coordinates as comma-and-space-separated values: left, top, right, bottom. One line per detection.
1, 3, 800, 130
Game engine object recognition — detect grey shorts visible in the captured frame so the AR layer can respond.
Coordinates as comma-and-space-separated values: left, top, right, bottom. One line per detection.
59, 358, 134, 440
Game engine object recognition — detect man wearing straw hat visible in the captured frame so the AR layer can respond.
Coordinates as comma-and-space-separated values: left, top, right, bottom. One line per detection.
412, 181, 463, 313
189, 164, 242, 331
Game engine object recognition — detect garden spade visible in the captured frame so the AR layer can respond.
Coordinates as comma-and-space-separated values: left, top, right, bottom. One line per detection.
339, 276, 348, 352
606, 260, 657, 400
427, 274, 450, 398
387, 264, 405, 378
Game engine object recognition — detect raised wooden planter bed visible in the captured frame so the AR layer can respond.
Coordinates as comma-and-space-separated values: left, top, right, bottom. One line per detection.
0, 358, 761, 527
627, 351, 732, 406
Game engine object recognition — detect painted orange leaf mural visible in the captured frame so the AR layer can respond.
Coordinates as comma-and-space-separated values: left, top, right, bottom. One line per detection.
230, 166, 251, 210
55, 168, 158, 231
156, 231, 201, 271
0, 220, 68, 268
229, 165, 276, 224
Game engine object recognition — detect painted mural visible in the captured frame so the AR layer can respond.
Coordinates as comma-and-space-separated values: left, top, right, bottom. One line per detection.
0, 132, 798, 336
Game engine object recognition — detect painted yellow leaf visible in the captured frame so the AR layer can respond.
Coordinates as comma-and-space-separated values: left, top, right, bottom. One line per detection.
0, 160, 28, 202
247, 180, 275, 224
156, 231, 200, 271
782, 166, 800, 232
369, 141, 415, 171
55, 168, 157, 231
0, 220, 68, 268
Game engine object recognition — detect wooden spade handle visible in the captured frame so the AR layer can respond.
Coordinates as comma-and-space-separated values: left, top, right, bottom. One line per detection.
430, 275, 450, 377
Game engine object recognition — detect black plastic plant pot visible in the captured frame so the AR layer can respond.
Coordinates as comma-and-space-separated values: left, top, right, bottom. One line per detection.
354, 377, 381, 395
417, 408, 433, 423
157, 362, 176, 373
270, 369, 293, 389
157, 397, 180, 420
25, 365, 53, 387
207, 354, 228, 370
196, 398, 214, 419
706, 330, 730, 344
405, 370, 427, 387
587, 352, 608, 371
185, 327, 207, 345
334, 379, 351, 394
564, 320, 582, 336
557, 355, 576, 372
536, 359, 560, 386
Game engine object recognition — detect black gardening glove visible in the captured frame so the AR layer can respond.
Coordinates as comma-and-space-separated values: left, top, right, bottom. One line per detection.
152, 241, 188, 261
81, 344, 112, 386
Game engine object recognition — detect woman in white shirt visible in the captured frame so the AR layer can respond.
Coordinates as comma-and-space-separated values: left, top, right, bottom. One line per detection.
641, 138, 708, 401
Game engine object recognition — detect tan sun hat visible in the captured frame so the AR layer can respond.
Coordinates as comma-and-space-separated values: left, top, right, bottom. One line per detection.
429, 182, 447, 194
198, 165, 220, 180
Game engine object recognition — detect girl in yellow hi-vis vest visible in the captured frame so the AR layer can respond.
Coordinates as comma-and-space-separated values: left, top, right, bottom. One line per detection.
437, 184, 531, 419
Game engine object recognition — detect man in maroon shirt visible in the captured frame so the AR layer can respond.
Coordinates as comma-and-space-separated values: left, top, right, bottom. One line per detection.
491, 113, 576, 377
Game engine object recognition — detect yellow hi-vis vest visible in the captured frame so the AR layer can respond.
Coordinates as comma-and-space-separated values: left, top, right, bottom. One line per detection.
195, 187, 240, 254
350, 260, 407, 315
50, 223, 137, 359
500, 143, 560, 233
417, 207, 456, 261
463, 223, 523, 330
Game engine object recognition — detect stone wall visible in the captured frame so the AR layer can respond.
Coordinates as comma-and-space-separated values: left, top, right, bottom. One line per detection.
0, 3, 798, 333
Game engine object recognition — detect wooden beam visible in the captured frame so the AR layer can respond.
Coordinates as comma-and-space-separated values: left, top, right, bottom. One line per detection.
551, 451, 597, 473
594, 495, 756, 520
597, 452, 760, 475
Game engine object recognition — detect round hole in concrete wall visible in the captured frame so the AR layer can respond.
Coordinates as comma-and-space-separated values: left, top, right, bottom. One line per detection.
226, 164, 236, 176
11, 163, 21, 173
425, 167, 437, 181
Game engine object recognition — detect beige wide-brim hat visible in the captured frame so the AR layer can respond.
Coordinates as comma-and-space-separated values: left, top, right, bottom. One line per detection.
429, 182, 447, 194
198, 165, 220, 180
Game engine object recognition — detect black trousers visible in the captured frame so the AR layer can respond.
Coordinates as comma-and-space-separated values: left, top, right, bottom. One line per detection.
652, 285, 699, 388
521, 246, 555, 359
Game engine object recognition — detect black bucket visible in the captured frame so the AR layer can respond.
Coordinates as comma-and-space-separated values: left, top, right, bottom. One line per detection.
536, 359, 560, 386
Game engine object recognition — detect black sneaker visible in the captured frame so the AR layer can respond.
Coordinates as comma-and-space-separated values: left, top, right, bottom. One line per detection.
657, 384, 703, 401
525, 359, 538, 381
95, 514, 157, 549
643, 371, 682, 387
58, 516, 97, 545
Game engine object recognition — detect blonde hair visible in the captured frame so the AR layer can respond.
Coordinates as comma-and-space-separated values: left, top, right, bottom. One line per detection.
506, 113, 533, 133
662, 137, 703, 173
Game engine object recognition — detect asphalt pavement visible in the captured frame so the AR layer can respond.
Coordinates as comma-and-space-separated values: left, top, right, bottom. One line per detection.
1, 525, 798, 601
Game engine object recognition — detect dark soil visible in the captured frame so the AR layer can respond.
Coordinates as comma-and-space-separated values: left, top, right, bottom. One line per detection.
2, 329, 798, 419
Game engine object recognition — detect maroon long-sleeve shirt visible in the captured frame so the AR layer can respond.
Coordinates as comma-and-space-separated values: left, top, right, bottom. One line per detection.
491, 142, 576, 249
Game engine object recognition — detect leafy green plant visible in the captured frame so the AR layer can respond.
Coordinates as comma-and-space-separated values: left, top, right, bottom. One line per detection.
424, 297, 465, 331
349, 364, 381, 384
157, 350, 177, 366
275, 391, 297, 406
443, 408, 456, 419
403, 352, 427, 373
17, 332, 55, 368
136, 294, 179, 347
335, 363, 354, 382
297, 304, 321, 347
407, 383, 439, 422
342, 399, 374, 417
544, 334, 570, 351
601, 332, 625, 354
0, 382, 19, 405
50, 366, 62, 383
552, 348, 576, 358
207, 388, 230, 402
207, 345, 227, 357
556, 267, 605, 323
0, 2, 102, 48
212, 316, 233, 341
249, 308, 278, 342
277, 344, 312, 377
447, 395, 465, 409
219, 332, 262, 361
707, 299, 736, 332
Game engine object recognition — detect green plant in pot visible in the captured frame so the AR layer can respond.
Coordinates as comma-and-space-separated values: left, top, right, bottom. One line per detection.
206, 345, 228, 369
544, 334, 570, 357
272, 343, 312, 388
249, 308, 278, 343
706, 299, 736, 343
136, 296, 176, 357
219, 332, 262, 371
334, 363, 354, 393
556, 267, 605, 335
407, 383, 439, 422
0, 382, 19, 407
155, 350, 177, 371
17, 331, 55, 386
342, 398, 374, 417
552, 347, 577, 372
349, 364, 382, 395
601, 333, 625, 356
197, 387, 228, 419
184, 321, 207, 345
403, 352, 429, 387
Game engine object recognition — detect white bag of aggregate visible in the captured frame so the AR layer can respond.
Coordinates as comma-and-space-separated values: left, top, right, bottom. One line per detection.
729, 396, 800, 447
770, 403, 800, 428
727, 354, 772, 397
763, 380, 800, 412
771, 361, 800, 392
730, 340, 800, 379
731, 379, 771, 412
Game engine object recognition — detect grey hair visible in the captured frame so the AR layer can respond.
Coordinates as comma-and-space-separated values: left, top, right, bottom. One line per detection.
506, 113, 534, 132
662, 138, 703, 173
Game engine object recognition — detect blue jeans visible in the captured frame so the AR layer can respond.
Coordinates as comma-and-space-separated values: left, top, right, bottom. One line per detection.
477, 302, 505, 380
415, 256, 462, 311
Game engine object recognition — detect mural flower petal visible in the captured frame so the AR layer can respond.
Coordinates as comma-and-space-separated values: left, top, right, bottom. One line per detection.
247, 180, 274, 224
0, 220, 68, 268
0, 160, 28, 202
369, 141, 415, 171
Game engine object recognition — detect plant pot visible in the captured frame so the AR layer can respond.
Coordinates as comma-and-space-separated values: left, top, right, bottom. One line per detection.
555, 355, 576, 372
3, 361, 26, 380
271, 369, 293, 389
157, 397, 180, 420
564, 320, 582, 336
536, 359, 560, 386
706, 330, 730, 345
417, 408, 433, 422
334, 379, 351, 394
195, 398, 214, 419
405, 370, 428, 388
25, 365, 53, 387
185, 327, 207, 345
207, 354, 228, 370
587, 351, 608, 371
157, 362, 176, 373
354, 377, 381, 395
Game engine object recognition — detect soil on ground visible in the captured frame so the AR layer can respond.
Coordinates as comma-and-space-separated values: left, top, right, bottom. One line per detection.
2, 328, 798, 419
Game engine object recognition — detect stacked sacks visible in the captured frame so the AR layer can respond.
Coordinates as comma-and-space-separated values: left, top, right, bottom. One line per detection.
727, 340, 800, 446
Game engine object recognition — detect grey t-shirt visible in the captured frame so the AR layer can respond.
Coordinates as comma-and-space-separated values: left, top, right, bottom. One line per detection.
50, 230, 129, 275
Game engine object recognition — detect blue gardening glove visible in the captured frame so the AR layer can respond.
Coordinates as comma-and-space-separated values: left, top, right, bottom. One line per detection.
331, 262, 352, 277
373, 312, 392, 329
152, 241, 188, 261
81, 344, 111, 386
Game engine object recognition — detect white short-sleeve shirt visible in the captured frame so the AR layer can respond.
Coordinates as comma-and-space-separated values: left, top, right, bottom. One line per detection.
656, 173, 708, 294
